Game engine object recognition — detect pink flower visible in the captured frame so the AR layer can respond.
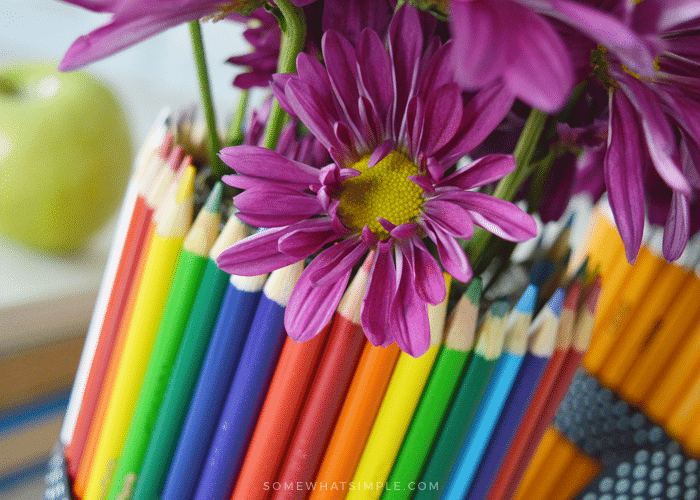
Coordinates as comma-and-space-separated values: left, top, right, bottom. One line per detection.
217, 5, 536, 356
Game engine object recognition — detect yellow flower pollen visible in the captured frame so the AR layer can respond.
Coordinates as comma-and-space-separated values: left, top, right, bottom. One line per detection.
336, 150, 424, 240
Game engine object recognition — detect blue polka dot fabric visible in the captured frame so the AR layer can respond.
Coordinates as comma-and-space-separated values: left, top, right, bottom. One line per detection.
554, 370, 700, 500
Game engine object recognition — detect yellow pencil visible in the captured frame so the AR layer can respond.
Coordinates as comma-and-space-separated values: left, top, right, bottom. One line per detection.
645, 320, 700, 423
622, 262, 700, 404
346, 275, 451, 500
82, 167, 195, 500
598, 237, 700, 389
512, 426, 559, 499
665, 366, 700, 443
548, 449, 601, 500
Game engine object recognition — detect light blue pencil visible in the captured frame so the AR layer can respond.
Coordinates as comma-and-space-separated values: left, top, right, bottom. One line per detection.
441, 284, 539, 500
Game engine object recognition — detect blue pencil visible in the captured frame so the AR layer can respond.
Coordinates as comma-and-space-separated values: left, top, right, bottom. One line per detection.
465, 288, 564, 500
193, 261, 304, 500
161, 271, 269, 500
441, 284, 538, 500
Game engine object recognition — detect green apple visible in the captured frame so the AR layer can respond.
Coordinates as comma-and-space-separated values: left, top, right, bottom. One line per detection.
0, 62, 133, 253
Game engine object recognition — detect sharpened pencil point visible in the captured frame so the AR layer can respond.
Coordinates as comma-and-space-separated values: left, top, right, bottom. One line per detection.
491, 299, 510, 319
466, 277, 482, 305
547, 288, 565, 316
204, 182, 223, 213
515, 285, 537, 314
176, 166, 196, 204
167, 146, 184, 171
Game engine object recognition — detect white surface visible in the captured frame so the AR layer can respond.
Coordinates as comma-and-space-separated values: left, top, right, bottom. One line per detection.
1, 0, 250, 144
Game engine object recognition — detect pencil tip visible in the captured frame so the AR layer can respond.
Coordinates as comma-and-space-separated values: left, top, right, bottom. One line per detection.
168, 145, 184, 171
563, 283, 581, 309
176, 166, 196, 203
465, 277, 482, 305
515, 284, 537, 314
204, 182, 223, 213
490, 299, 510, 319
547, 288, 566, 316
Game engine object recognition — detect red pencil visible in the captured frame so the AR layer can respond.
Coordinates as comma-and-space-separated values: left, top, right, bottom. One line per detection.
486, 283, 580, 500
271, 260, 370, 500
63, 132, 171, 478
494, 277, 600, 500
230, 322, 331, 500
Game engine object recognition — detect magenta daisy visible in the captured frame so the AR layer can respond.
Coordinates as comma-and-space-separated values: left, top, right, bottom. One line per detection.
217, 5, 537, 356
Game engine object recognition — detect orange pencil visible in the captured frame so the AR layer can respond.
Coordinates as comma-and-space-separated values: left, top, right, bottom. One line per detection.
544, 449, 601, 500
496, 277, 600, 500
271, 261, 370, 500
646, 319, 700, 425
514, 428, 578, 500
73, 226, 155, 498
622, 263, 700, 405
665, 365, 700, 442
310, 344, 401, 500
71, 147, 180, 497
230, 324, 331, 500
486, 283, 580, 500
64, 133, 171, 479
597, 242, 698, 389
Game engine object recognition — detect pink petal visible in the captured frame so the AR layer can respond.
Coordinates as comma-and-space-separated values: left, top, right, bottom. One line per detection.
307, 238, 367, 286
389, 248, 431, 357
361, 249, 397, 347
284, 252, 353, 342
663, 191, 690, 261
219, 146, 321, 187
422, 220, 473, 283
423, 83, 464, 156
401, 238, 447, 305
356, 29, 395, 130
422, 199, 475, 239
605, 90, 646, 263
437, 154, 516, 189
278, 217, 339, 258
216, 226, 309, 276
436, 191, 537, 242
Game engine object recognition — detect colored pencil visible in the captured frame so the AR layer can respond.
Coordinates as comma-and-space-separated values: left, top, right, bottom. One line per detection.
272, 261, 373, 500
106, 183, 222, 500
61, 124, 170, 450
414, 299, 511, 500
513, 427, 578, 500
441, 287, 554, 500
193, 261, 304, 500
622, 262, 700, 405
665, 362, 700, 442
465, 288, 564, 500
683, 397, 700, 456
383, 278, 482, 500
597, 243, 698, 389
486, 283, 581, 500
72, 223, 157, 499
82, 166, 195, 500
231, 322, 331, 500
551, 451, 601, 500
132, 213, 251, 500
63, 131, 171, 476
346, 275, 452, 500
310, 346, 402, 499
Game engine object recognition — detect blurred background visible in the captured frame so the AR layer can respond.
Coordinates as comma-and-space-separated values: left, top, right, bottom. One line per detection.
0, 1, 250, 497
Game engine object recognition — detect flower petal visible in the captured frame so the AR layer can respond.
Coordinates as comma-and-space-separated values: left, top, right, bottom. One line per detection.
217, 225, 311, 276
617, 73, 690, 196
436, 81, 515, 165
356, 28, 394, 128
361, 249, 396, 347
285, 78, 343, 152
285, 251, 354, 342
663, 191, 690, 261
401, 238, 447, 305
277, 217, 339, 258
308, 238, 367, 286
219, 146, 321, 187
423, 83, 464, 156
389, 248, 431, 357
422, 220, 473, 283
436, 191, 537, 242
604, 90, 647, 263
437, 154, 516, 189
422, 199, 475, 239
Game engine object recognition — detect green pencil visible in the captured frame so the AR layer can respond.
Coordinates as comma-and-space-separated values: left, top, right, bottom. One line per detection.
382, 279, 482, 500
415, 300, 510, 500
106, 183, 223, 500
130, 210, 249, 500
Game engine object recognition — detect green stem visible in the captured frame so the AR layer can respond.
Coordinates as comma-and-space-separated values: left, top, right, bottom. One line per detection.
226, 90, 249, 146
262, 0, 306, 150
467, 108, 549, 273
189, 20, 225, 177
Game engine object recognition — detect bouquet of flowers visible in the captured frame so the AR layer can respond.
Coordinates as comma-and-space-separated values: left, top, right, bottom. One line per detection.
59, 0, 700, 357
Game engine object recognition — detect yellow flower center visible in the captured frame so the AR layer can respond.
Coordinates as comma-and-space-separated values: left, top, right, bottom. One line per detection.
336, 150, 424, 240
